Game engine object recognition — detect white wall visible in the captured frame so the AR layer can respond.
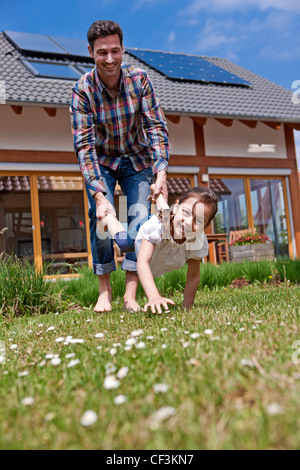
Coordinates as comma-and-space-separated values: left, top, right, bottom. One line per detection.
0, 106, 197, 156
0, 105, 74, 151
0, 105, 289, 160
204, 119, 287, 158
166, 116, 196, 155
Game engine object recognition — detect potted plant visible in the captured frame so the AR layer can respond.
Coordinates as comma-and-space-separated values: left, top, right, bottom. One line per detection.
229, 232, 275, 263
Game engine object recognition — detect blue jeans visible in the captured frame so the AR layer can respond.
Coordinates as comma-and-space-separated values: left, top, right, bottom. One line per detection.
86, 158, 153, 275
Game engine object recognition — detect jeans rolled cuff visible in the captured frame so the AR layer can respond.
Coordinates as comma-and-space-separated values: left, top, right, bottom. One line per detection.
121, 258, 137, 273
93, 260, 116, 275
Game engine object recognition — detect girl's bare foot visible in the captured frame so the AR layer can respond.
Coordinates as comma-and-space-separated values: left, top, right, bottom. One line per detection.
94, 274, 112, 312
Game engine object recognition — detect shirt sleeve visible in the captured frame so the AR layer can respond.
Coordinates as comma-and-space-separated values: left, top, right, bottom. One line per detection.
135, 215, 162, 255
186, 233, 209, 260
69, 84, 106, 197
140, 73, 170, 175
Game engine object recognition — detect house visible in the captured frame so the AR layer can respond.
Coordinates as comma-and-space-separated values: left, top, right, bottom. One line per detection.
0, 30, 299, 275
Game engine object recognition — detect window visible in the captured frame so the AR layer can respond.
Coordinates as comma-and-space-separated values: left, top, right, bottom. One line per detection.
23, 60, 83, 80
210, 176, 291, 257
37, 176, 88, 274
0, 176, 33, 260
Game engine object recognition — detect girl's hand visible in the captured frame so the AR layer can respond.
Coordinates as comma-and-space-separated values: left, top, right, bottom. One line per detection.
143, 296, 175, 314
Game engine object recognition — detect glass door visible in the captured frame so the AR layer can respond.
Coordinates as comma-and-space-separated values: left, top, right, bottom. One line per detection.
211, 178, 248, 234
249, 178, 289, 256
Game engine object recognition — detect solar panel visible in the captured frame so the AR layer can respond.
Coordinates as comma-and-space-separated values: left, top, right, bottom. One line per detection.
24, 60, 82, 80
127, 49, 251, 86
4, 31, 90, 58
4, 31, 65, 55
78, 65, 95, 74
51, 36, 90, 58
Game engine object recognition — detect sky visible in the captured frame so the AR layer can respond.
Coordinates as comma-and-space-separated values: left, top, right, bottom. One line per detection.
0, 0, 299, 168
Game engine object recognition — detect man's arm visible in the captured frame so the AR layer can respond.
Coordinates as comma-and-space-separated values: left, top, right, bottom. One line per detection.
140, 74, 170, 201
70, 85, 116, 218
70, 85, 106, 198
183, 259, 201, 309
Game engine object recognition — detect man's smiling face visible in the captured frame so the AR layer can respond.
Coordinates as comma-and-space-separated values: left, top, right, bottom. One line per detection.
88, 34, 124, 86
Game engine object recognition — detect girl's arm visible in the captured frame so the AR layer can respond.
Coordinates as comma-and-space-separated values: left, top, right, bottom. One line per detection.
183, 259, 201, 309
137, 239, 175, 314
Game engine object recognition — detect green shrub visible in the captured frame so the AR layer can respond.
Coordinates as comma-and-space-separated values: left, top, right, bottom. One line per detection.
0, 254, 66, 318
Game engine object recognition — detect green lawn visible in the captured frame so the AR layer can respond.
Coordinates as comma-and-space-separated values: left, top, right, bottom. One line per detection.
1, 280, 300, 449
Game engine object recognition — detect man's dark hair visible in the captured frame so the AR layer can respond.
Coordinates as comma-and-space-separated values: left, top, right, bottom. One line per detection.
87, 20, 123, 51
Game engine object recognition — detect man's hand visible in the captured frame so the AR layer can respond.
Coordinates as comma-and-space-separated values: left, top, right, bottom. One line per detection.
143, 295, 175, 314
153, 170, 168, 202
94, 192, 116, 221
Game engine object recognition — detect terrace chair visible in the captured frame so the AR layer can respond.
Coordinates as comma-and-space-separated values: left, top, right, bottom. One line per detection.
229, 228, 257, 244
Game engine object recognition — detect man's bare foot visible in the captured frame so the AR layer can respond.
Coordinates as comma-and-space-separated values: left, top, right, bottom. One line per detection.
94, 274, 112, 312
124, 298, 141, 312
94, 292, 112, 312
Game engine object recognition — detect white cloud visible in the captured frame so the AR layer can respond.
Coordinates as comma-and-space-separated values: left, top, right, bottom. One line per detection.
194, 18, 237, 53
182, 0, 300, 15
167, 31, 176, 44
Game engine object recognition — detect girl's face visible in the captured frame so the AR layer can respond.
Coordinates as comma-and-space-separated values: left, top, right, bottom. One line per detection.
172, 196, 210, 242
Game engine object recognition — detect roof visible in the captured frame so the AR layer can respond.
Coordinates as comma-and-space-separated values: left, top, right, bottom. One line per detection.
1, 31, 300, 123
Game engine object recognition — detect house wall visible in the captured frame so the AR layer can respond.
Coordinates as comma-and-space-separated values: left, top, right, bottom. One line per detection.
204, 119, 287, 158
0, 105, 197, 156
0, 104, 298, 259
166, 116, 196, 155
0, 105, 74, 151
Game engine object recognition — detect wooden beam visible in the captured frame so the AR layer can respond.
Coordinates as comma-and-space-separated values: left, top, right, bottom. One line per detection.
43, 107, 57, 117
0, 149, 77, 164
191, 117, 207, 126
284, 124, 300, 258
286, 123, 300, 131
239, 120, 257, 129
193, 120, 206, 156
11, 105, 23, 115
176, 154, 297, 170
166, 115, 181, 124
215, 118, 233, 127
262, 121, 281, 130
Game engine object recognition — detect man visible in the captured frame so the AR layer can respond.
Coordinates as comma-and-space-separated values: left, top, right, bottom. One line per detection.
70, 20, 169, 312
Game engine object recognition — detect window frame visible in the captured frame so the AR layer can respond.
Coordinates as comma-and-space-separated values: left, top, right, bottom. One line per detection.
210, 174, 293, 258
0, 171, 92, 278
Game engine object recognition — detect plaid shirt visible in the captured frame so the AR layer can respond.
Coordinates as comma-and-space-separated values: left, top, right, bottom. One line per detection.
70, 64, 169, 197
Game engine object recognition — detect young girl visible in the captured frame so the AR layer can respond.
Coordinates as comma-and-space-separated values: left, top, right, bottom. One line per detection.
97, 186, 218, 313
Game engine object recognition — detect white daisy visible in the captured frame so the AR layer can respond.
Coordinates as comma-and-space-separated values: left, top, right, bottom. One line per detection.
67, 359, 80, 368
103, 375, 120, 390
80, 410, 98, 426
117, 367, 129, 379
21, 397, 34, 406
153, 383, 169, 393
131, 329, 143, 337
114, 395, 127, 405
204, 329, 213, 336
